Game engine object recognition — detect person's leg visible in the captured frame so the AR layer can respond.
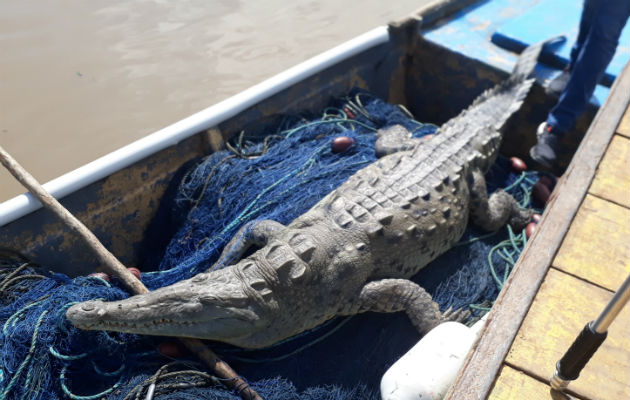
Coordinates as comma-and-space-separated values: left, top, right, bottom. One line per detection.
546, 0, 599, 97
569, 0, 599, 68
533, 0, 630, 168
548, 0, 630, 133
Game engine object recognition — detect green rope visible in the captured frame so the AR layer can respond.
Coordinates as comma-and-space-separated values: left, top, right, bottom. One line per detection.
3, 297, 49, 336
519, 183, 531, 207
454, 230, 499, 247
503, 171, 527, 192
487, 225, 527, 291
60, 366, 123, 400
85, 275, 112, 287
488, 246, 505, 289
91, 361, 125, 377
469, 303, 492, 312
283, 118, 377, 138
55, 302, 79, 334
49, 346, 88, 361
0, 310, 48, 400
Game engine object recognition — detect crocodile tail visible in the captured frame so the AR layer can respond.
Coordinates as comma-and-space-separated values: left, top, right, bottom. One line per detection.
511, 35, 564, 80
491, 35, 564, 130
426, 36, 564, 169
437, 36, 560, 139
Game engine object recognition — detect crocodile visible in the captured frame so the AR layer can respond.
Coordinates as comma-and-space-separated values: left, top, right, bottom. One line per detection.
67, 39, 550, 349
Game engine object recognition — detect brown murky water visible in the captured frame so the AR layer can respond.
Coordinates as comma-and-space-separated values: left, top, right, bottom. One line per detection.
0, 0, 430, 202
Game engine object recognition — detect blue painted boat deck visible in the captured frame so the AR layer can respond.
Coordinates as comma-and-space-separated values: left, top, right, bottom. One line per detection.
422, 0, 630, 106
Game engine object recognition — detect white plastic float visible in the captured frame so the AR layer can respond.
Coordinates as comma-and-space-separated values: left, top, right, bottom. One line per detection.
380, 315, 488, 400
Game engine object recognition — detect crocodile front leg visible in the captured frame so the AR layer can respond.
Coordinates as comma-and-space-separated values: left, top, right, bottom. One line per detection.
339, 279, 445, 334
210, 219, 285, 269
469, 169, 531, 232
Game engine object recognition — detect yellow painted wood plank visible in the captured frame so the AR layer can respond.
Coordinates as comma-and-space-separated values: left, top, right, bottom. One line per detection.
489, 365, 587, 400
617, 106, 629, 137
553, 194, 630, 292
589, 135, 630, 208
505, 269, 630, 400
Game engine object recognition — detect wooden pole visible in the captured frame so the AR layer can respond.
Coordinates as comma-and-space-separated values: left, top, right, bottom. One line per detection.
0, 145, 262, 400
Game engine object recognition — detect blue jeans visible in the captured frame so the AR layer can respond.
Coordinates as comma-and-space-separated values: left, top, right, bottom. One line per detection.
547, 0, 630, 133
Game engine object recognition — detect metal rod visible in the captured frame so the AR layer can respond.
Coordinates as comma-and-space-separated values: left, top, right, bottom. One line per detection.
592, 273, 630, 333
551, 271, 630, 392
0, 144, 262, 400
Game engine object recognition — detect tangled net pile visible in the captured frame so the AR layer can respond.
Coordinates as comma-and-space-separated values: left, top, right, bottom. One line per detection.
0, 90, 542, 400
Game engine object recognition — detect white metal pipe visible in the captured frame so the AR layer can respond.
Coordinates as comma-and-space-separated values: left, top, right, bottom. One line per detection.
0, 26, 389, 227
592, 272, 630, 333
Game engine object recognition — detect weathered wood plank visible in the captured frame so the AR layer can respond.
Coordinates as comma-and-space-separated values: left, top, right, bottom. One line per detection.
445, 62, 630, 400
488, 365, 585, 400
505, 268, 630, 400
554, 194, 630, 291
589, 135, 630, 208
618, 106, 629, 137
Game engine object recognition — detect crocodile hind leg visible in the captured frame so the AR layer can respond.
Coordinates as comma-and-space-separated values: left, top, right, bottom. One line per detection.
209, 220, 285, 270
469, 169, 531, 232
339, 279, 465, 335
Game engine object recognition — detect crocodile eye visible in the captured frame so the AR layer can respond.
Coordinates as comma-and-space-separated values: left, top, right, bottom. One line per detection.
81, 303, 95, 312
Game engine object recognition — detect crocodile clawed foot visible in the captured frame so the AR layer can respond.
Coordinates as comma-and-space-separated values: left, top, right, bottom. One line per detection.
442, 306, 471, 324
508, 207, 532, 232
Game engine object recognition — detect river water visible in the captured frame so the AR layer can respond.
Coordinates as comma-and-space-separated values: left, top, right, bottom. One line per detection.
0, 1, 430, 202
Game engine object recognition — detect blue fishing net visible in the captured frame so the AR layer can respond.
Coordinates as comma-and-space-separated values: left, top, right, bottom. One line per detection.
0, 90, 541, 400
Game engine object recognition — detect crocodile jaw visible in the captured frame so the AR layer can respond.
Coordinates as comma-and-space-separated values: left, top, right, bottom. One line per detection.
66, 273, 263, 345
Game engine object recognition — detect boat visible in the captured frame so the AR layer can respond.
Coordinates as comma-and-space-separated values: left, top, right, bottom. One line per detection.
1, 0, 628, 399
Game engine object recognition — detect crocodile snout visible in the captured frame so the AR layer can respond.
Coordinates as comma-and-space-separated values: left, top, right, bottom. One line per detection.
66, 300, 107, 328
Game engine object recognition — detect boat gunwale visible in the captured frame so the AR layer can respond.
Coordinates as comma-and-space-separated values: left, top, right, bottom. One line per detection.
445, 60, 630, 399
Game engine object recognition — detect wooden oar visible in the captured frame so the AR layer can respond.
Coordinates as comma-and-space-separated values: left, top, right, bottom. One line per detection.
0, 145, 262, 400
